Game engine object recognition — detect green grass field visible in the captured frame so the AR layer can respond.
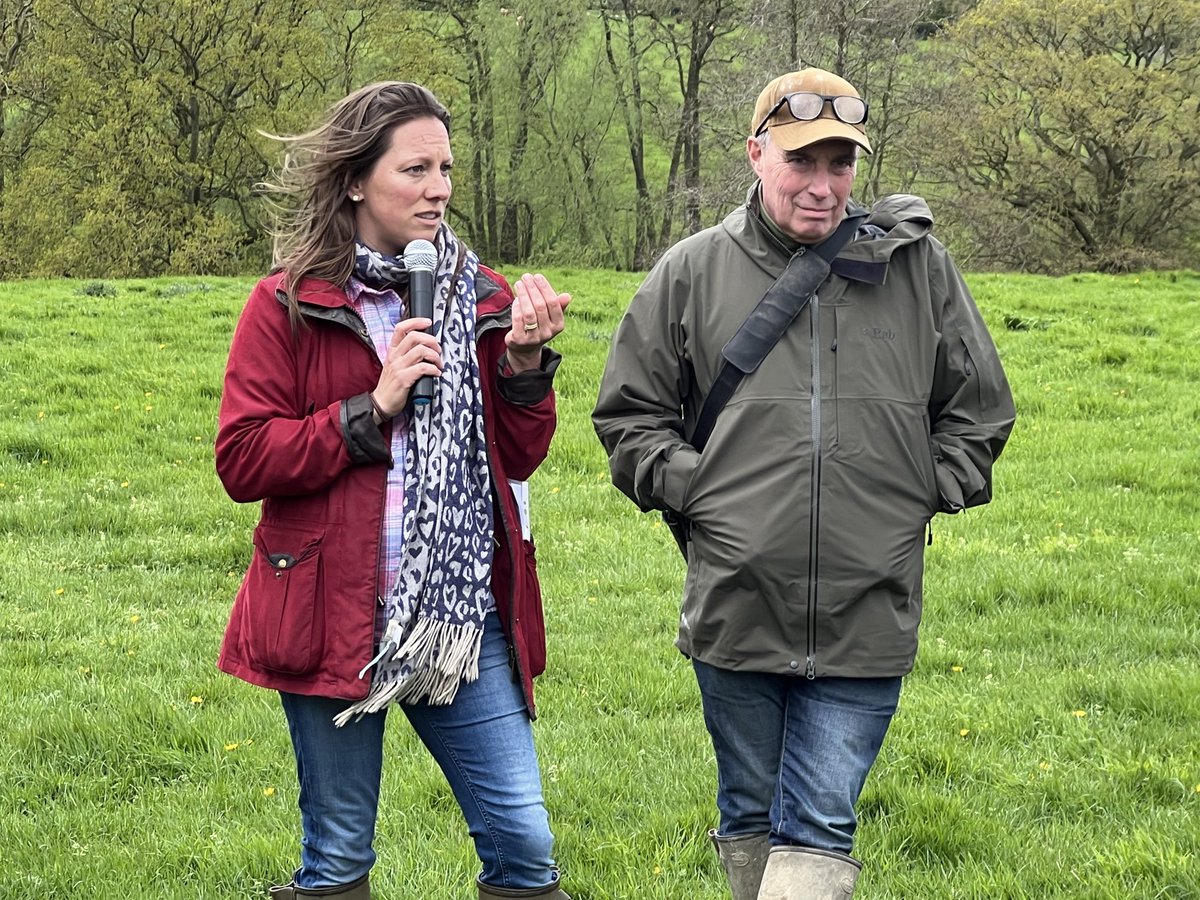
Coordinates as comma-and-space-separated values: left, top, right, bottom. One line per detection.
0, 269, 1197, 899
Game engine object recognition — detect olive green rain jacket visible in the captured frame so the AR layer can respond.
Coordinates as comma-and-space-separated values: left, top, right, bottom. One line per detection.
592, 189, 1016, 678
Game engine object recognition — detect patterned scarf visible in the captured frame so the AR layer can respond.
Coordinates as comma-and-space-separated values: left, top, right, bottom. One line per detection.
335, 225, 494, 725
353, 241, 412, 292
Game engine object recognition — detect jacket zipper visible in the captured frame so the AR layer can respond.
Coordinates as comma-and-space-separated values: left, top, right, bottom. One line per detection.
295, 294, 390, 636
476, 308, 530, 702
805, 291, 822, 680
485, 434, 532, 707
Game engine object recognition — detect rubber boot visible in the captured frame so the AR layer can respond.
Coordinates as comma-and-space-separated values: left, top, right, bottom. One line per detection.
477, 872, 571, 898
709, 829, 770, 900
268, 872, 371, 899
757, 846, 861, 900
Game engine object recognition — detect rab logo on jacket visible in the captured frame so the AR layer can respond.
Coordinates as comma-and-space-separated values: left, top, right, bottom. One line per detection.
862, 326, 895, 341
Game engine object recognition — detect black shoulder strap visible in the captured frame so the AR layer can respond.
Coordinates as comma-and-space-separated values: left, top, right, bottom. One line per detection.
688, 210, 866, 452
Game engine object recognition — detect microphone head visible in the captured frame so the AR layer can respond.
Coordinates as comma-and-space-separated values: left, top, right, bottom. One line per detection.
402, 239, 438, 273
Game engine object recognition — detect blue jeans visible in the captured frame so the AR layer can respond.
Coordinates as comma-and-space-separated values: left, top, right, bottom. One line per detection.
692, 659, 901, 854
280, 612, 557, 890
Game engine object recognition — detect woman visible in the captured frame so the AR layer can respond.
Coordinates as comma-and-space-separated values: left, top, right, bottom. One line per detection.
215, 82, 571, 900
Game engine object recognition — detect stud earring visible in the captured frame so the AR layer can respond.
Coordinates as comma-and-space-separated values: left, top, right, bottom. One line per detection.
351, 194, 362, 202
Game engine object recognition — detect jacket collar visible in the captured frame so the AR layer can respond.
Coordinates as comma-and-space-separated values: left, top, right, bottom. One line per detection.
735, 185, 885, 284
734, 184, 934, 286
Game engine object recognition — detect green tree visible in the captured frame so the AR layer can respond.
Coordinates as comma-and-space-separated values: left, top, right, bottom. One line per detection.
436, 0, 585, 263
920, 0, 1200, 271
598, 0, 745, 267
644, 0, 743, 240
0, 0, 351, 277
0, 0, 35, 195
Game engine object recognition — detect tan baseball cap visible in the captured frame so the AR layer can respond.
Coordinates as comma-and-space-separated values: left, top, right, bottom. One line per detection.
751, 68, 872, 153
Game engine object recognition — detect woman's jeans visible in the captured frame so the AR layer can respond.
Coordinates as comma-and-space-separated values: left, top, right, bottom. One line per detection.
692, 659, 901, 854
279, 612, 557, 890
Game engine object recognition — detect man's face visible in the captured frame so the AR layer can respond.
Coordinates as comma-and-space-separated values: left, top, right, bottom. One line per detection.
747, 137, 857, 244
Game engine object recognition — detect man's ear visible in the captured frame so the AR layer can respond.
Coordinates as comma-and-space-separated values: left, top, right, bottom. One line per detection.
747, 136, 766, 176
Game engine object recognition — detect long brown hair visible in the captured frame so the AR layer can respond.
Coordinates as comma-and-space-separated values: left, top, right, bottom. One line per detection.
258, 82, 452, 329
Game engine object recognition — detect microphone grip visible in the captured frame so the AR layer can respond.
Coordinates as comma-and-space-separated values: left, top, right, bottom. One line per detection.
409, 267, 435, 405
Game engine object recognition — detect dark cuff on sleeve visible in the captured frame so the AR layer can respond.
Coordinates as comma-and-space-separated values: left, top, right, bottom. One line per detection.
341, 393, 392, 465
498, 347, 562, 406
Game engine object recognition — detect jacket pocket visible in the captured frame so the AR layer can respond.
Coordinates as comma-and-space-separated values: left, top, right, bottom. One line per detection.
243, 523, 326, 675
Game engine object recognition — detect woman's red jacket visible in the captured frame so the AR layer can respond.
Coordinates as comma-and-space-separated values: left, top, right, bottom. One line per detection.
214, 269, 558, 718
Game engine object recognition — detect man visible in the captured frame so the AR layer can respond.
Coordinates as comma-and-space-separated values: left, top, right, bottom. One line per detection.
592, 68, 1015, 900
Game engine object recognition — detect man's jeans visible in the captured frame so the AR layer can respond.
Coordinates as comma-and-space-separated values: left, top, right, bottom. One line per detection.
692, 659, 901, 853
280, 612, 557, 890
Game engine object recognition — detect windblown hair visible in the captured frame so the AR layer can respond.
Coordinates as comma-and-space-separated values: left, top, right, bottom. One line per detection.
258, 82, 451, 329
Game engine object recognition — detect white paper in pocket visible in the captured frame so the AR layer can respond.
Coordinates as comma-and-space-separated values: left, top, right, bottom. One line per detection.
508, 480, 531, 540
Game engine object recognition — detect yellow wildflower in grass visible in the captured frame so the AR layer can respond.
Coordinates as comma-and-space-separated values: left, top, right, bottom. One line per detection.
959, 728, 970, 738
189, 696, 204, 706
129, 614, 141, 624
224, 742, 240, 752
653, 866, 662, 876
78, 666, 92, 675
55, 588, 65, 595
1072, 710, 1087, 718
121, 481, 130, 488
263, 787, 276, 797
951, 665, 964, 673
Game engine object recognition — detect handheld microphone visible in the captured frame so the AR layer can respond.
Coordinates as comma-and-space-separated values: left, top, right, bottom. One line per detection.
402, 239, 438, 406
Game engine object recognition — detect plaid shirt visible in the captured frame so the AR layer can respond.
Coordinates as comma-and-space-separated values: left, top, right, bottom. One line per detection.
346, 278, 409, 618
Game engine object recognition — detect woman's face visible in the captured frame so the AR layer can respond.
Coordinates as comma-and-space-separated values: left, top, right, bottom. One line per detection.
349, 116, 452, 256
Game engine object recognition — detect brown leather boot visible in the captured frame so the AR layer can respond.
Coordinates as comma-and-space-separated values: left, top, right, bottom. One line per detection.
477, 873, 571, 898
709, 829, 770, 900
757, 846, 861, 900
268, 872, 370, 898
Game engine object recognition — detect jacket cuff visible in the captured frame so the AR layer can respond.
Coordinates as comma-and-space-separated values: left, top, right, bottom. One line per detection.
498, 347, 561, 407
341, 393, 391, 465
660, 443, 701, 513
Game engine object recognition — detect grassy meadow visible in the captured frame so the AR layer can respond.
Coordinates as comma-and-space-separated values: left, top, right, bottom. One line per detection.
0, 268, 1197, 899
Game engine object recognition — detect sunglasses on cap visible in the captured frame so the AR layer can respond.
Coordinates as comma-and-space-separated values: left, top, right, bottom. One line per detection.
754, 92, 869, 137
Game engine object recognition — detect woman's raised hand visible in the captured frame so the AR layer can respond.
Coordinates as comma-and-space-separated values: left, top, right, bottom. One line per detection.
506, 274, 571, 373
